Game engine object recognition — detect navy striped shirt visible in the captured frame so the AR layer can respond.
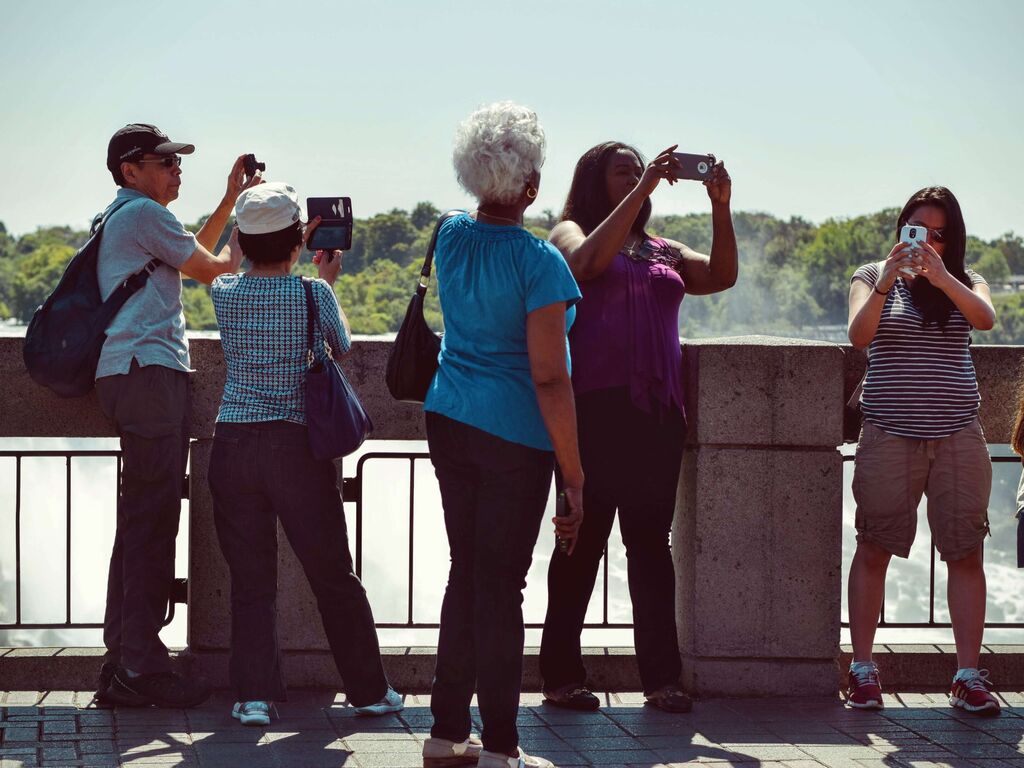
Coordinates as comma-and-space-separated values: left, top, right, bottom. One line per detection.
853, 263, 986, 439
211, 274, 350, 424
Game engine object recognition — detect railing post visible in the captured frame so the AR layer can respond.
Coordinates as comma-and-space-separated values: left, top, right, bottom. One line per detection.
675, 336, 845, 696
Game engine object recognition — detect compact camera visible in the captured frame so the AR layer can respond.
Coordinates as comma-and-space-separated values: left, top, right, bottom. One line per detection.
242, 154, 266, 177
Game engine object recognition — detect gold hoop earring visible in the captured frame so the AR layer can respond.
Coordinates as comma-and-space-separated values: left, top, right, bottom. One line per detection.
526, 187, 537, 199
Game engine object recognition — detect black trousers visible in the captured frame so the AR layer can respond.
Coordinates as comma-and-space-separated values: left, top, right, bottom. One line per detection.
426, 412, 554, 755
539, 387, 685, 694
96, 361, 190, 675
208, 420, 388, 704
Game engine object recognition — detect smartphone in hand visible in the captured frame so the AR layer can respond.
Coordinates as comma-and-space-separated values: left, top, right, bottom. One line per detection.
555, 491, 570, 554
899, 224, 928, 275
670, 152, 716, 181
307, 197, 353, 251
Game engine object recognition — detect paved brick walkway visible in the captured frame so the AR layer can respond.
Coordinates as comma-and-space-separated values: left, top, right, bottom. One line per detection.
1, 690, 1023, 767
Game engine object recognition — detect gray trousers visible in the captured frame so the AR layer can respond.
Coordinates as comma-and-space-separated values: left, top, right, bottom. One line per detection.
96, 360, 190, 674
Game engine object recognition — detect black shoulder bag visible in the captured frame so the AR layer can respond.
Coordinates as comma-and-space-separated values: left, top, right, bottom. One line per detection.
385, 210, 465, 402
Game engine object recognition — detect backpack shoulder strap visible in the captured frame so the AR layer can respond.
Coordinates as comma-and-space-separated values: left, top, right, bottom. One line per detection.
90, 196, 137, 236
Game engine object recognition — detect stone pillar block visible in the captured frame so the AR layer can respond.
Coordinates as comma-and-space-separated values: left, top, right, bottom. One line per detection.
675, 447, 842, 695
676, 337, 845, 696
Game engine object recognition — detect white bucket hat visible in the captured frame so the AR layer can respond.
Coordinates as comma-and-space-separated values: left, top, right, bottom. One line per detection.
235, 182, 304, 234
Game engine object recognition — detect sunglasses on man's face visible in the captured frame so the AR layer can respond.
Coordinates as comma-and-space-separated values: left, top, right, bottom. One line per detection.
135, 155, 182, 168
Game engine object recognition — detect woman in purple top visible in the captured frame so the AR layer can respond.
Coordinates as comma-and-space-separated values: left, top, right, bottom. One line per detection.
540, 142, 738, 713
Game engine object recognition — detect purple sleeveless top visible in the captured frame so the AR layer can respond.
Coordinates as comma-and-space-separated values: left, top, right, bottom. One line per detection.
569, 236, 686, 417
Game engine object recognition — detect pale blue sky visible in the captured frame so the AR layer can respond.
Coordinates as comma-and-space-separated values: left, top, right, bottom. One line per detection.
1, 0, 1021, 239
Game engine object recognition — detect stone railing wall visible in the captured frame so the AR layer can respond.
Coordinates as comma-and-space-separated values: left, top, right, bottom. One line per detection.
2, 337, 1022, 695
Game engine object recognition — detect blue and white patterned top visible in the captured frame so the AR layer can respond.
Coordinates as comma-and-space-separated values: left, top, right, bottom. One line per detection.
211, 274, 350, 424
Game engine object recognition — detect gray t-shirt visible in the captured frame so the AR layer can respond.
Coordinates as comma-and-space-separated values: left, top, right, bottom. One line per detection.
95, 188, 198, 378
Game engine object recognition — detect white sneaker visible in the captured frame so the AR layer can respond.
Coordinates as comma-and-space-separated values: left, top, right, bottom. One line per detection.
353, 686, 404, 715
477, 748, 555, 768
422, 735, 483, 767
231, 700, 271, 726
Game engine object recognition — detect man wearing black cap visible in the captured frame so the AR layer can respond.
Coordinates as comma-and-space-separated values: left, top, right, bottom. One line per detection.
94, 123, 258, 708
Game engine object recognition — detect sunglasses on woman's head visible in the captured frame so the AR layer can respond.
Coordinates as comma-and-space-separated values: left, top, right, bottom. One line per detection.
908, 223, 946, 244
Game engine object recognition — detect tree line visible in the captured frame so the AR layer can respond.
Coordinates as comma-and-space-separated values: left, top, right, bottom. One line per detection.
2, 204, 1023, 343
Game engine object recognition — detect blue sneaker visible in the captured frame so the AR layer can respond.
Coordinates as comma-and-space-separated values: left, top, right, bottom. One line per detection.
232, 701, 272, 726
354, 687, 404, 716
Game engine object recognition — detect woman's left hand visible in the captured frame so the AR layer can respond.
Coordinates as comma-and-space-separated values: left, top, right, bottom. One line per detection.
704, 160, 731, 206
553, 486, 584, 556
314, 249, 343, 283
913, 242, 953, 289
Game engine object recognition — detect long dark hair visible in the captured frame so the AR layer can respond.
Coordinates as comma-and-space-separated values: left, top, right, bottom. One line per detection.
560, 141, 651, 236
1013, 370, 1024, 458
897, 186, 970, 328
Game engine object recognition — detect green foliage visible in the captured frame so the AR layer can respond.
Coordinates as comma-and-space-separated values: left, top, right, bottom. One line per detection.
967, 237, 1010, 284
793, 209, 896, 324
15, 225, 88, 256
7, 205, 1024, 344
9, 243, 76, 321
994, 232, 1024, 274
181, 284, 218, 330
988, 293, 1024, 345
410, 201, 441, 229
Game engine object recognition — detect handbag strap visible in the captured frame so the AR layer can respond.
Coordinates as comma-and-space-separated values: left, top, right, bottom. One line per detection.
301, 277, 319, 366
417, 209, 466, 297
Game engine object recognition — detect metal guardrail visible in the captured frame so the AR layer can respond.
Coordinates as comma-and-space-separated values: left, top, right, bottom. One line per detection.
346, 452, 631, 630
0, 450, 184, 631
2, 448, 1020, 633
0, 448, 630, 633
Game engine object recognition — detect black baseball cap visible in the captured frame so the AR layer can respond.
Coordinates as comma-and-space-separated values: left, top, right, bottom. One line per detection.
106, 123, 195, 174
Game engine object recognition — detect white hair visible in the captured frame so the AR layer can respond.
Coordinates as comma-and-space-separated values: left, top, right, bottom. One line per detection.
452, 101, 546, 205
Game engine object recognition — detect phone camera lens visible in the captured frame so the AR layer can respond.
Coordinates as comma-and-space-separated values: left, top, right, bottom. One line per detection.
909, 228, 917, 238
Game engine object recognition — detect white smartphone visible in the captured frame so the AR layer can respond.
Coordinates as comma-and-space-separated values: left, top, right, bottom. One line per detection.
898, 224, 927, 275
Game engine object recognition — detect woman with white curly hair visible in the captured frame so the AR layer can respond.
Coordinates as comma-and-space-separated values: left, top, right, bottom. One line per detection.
419, 102, 584, 768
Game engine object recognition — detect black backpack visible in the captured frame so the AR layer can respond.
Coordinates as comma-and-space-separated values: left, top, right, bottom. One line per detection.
22, 198, 161, 397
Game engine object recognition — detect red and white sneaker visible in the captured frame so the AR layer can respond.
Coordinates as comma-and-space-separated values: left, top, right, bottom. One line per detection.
950, 669, 1000, 715
846, 662, 884, 710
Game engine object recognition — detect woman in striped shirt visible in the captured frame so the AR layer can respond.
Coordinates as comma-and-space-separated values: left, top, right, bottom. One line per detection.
844, 187, 998, 715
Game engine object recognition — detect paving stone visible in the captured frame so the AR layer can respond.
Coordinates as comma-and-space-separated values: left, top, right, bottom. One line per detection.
41, 720, 76, 734
342, 750, 422, 767
78, 757, 121, 767
946, 742, 1024, 759
39, 745, 76, 761
1, 727, 38, 742
579, 748, 660, 763
78, 740, 116, 754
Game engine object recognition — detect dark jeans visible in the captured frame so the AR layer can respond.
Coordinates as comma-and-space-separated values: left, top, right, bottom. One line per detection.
96, 360, 190, 675
426, 412, 554, 755
208, 420, 388, 704
540, 387, 685, 694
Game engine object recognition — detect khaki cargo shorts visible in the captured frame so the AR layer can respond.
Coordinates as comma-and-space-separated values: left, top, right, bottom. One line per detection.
852, 418, 991, 561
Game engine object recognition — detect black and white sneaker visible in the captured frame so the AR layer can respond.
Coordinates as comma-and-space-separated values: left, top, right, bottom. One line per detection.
102, 666, 211, 708
91, 661, 119, 707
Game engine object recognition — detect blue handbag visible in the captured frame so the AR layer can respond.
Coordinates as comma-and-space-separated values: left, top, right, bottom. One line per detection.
302, 277, 372, 459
